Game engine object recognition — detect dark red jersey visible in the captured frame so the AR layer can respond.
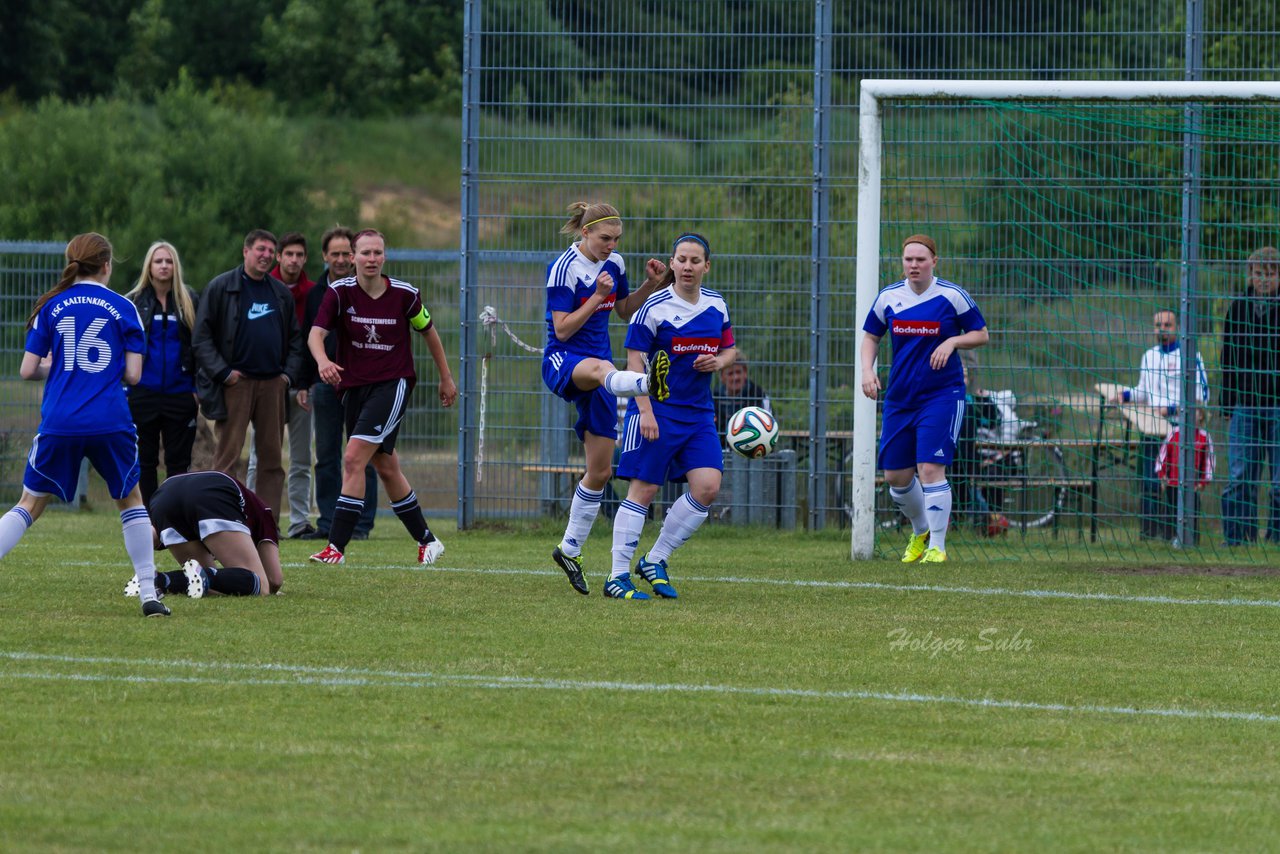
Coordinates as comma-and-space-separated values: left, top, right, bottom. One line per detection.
313, 275, 431, 390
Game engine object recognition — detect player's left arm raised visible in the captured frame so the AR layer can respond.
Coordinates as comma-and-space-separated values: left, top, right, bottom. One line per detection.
614, 258, 667, 320
929, 326, 989, 370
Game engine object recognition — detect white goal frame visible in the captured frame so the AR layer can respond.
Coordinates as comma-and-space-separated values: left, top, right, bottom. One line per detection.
851, 79, 1280, 559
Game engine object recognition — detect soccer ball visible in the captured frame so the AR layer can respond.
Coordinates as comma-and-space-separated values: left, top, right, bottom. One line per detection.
726, 406, 779, 458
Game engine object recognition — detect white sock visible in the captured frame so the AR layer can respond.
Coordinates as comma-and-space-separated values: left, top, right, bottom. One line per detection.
121, 507, 160, 602
648, 493, 709, 564
0, 507, 34, 559
611, 499, 649, 578
889, 477, 929, 535
604, 370, 648, 398
922, 479, 952, 552
559, 482, 604, 557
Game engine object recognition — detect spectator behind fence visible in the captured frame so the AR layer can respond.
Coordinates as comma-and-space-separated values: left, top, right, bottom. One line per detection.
712, 355, 771, 444
1220, 246, 1280, 547
1155, 411, 1215, 548
859, 234, 989, 564
246, 231, 316, 538
1108, 309, 1209, 542
301, 227, 378, 542
193, 229, 304, 524
124, 241, 200, 507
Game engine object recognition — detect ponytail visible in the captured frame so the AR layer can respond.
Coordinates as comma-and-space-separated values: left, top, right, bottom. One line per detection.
28, 233, 113, 329
560, 201, 621, 235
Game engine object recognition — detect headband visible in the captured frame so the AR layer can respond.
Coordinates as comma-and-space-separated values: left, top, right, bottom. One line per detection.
673, 233, 710, 257
583, 215, 621, 228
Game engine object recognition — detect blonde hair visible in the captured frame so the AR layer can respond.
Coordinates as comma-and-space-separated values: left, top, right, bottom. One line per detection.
126, 241, 197, 329
560, 201, 621, 235
28, 232, 113, 329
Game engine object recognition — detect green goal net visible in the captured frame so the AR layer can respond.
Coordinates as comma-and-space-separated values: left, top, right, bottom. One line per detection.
853, 82, 1280, 563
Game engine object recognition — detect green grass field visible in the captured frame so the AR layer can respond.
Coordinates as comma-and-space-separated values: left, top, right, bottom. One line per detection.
2, 511, 1279, 851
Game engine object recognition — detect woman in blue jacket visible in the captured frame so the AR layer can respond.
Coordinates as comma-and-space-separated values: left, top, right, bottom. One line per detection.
125, 241, 201, 506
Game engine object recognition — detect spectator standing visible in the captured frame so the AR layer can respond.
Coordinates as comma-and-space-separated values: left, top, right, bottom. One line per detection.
1108, 309, 1209, 541
301, 227, 378, 541
1221, 246, 1280, 546
192, 229, 304, 523
124, 241, 201, 506
246, 231, 316, 538
307, 229, 457, 566
712, 355, 771, 440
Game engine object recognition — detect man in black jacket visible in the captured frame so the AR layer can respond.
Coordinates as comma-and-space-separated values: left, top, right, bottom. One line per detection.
193, 229, 304, 524
1221, 246, 1280, 546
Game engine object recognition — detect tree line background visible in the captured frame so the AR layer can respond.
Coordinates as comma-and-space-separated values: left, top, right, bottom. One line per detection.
2, 0, 1278, 282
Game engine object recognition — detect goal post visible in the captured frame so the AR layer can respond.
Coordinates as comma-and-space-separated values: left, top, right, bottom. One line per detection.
851, 79, 1280, 560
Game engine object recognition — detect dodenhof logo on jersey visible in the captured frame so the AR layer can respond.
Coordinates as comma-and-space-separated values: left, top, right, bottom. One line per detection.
891, 319, 941, 337
579, 294, 616, 313
670, 337, 720, 355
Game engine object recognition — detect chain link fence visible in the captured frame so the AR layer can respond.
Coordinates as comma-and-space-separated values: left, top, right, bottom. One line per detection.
4, 1, 1279, 558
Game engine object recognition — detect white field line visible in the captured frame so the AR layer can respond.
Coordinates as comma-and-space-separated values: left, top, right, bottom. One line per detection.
1, 650, 1276, 724
62, 557, 1280, 610
281, 562, 1280, 610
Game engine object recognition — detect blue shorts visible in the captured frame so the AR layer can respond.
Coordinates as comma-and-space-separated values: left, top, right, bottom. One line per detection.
617, 412, 723, 485
878, 397, 965, 471
542, 350, 619, 441
23, 431, 140, 502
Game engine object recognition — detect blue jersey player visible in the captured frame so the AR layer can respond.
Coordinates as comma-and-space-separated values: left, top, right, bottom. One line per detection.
860, 234, 989, 564
607, 233, 735, 600
0, 233, 172, 616
543, 202, 668, 595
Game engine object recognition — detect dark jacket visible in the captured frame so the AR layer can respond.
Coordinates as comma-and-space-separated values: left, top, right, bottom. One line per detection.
301, 269, 340, 389
1221, 292, 1280, 410
130, 286, 200, 395
192, 265, 304, 420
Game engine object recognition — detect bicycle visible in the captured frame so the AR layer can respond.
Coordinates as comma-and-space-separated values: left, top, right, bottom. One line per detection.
870, 418, 1070, 533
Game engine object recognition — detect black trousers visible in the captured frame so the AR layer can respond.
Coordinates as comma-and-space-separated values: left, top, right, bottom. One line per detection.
128, 387, 198, 507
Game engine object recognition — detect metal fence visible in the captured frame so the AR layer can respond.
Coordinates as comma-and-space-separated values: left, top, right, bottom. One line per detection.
459, 0, 1280, 544
5, 1, 1279, 553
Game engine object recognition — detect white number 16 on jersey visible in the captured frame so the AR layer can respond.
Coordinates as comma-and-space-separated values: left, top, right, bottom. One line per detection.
55, 315, 113, 373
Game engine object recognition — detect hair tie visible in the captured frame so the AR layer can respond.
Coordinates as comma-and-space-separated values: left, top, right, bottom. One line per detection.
583, 215, 620, 228
673, 233, 710, 257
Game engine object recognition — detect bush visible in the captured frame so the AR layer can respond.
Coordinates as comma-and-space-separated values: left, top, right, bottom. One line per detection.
0, 76, 357, 286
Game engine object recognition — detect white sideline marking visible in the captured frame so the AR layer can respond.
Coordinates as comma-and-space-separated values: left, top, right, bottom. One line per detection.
282, 562, 1280, 610
1, 651, 1275, 724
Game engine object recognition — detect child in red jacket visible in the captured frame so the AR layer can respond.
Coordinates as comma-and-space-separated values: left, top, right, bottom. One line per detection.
1154, 415, 1215, 546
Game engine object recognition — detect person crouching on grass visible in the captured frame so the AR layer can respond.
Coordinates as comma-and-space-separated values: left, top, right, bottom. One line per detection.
307, 229, 458, 566
124, 471, 283, 599
860, 234, 989, 564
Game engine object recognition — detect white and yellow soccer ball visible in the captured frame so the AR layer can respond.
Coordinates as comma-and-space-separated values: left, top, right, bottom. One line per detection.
725, 406, 779, 458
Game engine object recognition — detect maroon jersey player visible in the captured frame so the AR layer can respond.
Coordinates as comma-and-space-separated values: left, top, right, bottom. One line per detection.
307, 229, 458, 566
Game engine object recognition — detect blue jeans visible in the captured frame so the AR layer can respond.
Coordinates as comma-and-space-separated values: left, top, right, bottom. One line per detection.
1221, 407, 1280, 545
311, 382, 377, 535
